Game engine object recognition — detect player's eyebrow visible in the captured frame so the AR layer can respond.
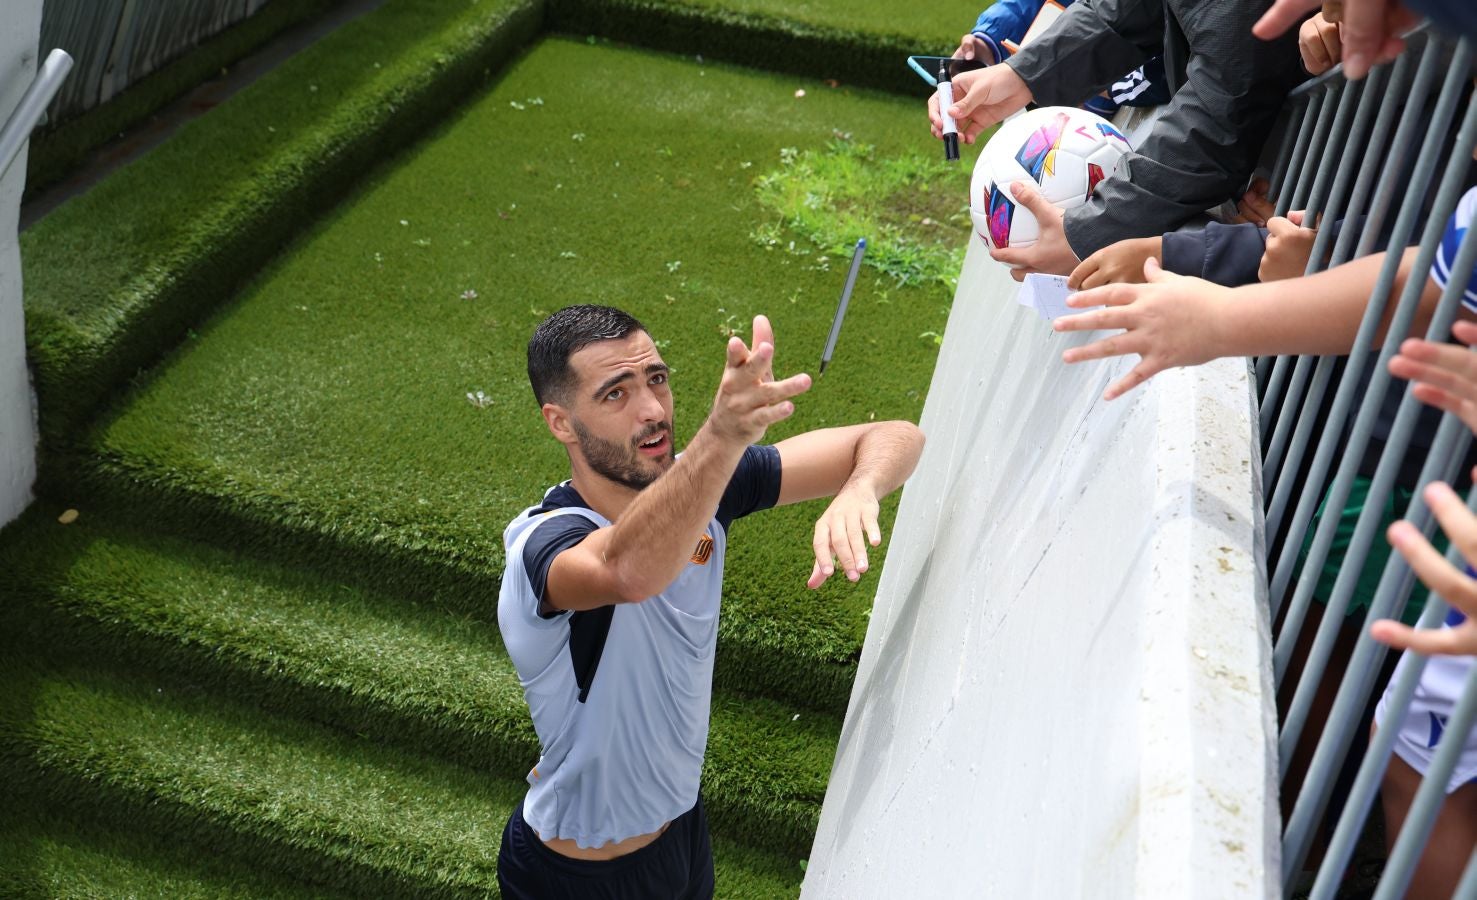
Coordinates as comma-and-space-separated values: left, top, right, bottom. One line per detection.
590, 363, 667, 401
591, 371, 633, 400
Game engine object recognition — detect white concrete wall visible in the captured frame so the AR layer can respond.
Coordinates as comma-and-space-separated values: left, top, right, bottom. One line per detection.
0, 0, 42, 528
802, 242, 1279, 899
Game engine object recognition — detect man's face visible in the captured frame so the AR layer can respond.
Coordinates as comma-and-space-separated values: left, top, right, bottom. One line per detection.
561, 330, 675, 490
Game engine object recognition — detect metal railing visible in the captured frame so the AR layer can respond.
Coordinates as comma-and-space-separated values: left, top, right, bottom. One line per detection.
1256, 23, 1477, 897
37, 0, 272, 128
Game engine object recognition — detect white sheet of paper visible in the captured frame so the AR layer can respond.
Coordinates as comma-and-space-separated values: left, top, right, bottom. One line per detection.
1018, 273, 1092, 321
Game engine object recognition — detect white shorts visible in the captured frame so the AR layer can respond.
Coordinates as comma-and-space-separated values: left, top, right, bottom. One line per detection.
1375, 622, 1477, 795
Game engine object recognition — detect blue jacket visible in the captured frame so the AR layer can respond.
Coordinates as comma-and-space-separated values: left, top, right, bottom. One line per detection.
971, 0, 1169, 108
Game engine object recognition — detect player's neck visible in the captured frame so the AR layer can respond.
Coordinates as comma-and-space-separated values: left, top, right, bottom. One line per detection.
567, 467, 639, 522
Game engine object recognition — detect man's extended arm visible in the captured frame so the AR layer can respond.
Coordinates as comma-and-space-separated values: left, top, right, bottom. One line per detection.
546, 329, 810, 609
773, 421, 925, 587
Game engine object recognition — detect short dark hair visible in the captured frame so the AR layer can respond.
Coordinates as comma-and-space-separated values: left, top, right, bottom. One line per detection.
527, 305, 648, 405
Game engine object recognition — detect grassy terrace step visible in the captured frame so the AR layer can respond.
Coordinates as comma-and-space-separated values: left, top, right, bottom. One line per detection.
0, 800, 347, 899
60, 38, 953, 715
550, 0, 963, 95
21, 0, 541, 443
0, 650, 806, 898
1, 504, 839, 858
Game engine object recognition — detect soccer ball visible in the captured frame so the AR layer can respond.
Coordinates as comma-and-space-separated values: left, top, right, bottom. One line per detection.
969, 106, 1133, 250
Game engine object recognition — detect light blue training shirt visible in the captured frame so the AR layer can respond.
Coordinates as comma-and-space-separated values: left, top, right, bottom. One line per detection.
497, 445, 782, 849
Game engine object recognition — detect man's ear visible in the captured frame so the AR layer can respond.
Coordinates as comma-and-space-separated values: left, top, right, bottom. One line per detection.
542, 402, 578, 445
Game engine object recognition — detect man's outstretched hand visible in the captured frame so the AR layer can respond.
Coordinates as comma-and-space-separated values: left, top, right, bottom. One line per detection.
709, 315, 811, 446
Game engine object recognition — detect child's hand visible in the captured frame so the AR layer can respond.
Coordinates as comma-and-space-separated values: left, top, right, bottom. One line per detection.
1389, 320, 1477, 435
1371, 480, 1477, 657
954, 33, 993, 63
1259, 211, 1319, 282
1068, 236, 1163, 290
1052, 257, 1233, 400
1299, 12, 1343, 75
1230, 177, 1274, 227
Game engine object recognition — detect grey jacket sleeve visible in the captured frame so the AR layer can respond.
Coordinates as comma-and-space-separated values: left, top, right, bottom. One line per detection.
1010, 0, 1304, 258
1005, 0, 1163, 104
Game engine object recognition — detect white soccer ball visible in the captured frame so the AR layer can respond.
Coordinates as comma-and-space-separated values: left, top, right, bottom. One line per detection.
969, 105, 1133, 251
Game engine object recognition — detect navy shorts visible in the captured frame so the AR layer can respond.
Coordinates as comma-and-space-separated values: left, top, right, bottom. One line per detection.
497, 796, 715, 899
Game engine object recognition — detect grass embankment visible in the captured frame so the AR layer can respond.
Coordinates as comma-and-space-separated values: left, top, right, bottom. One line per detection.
20, 0, 541, 445
1, 504, 839, 858
0, 642, 804, 897
547, 0, 965, 95
65, 38, 965, 714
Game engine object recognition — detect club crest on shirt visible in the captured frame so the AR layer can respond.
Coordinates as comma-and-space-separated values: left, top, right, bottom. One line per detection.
691, 534, 714, 565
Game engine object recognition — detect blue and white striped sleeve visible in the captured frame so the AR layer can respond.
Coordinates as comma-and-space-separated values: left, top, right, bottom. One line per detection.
1429, 186, 1477, 313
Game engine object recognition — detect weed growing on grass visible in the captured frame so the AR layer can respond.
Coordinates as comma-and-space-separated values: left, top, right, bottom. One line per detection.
752, 137, 970, 288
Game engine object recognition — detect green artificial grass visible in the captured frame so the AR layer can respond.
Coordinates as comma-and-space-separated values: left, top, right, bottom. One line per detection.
0, 799, 347, 899
64, 37, 959, 714
20, 0, 541, 444
24, 0, 347, 199
0, 647, 804, 898
753, 138, 970, 287
0, 504, 838, 857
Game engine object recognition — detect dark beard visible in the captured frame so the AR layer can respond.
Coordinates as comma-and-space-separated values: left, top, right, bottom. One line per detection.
572, 418, 674, 491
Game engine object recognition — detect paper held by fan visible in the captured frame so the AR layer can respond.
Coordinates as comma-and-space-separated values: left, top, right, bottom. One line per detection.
1017, 273, 1099, 321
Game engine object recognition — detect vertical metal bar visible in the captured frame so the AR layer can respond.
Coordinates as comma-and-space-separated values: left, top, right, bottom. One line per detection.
1274, 90, 1325, 217
1289, 418, 1473, 890
1260, 355, 1294, 437
1455, 848, 1477, 899
1263, 356, 1314, 485
1283, 83, 1343, 217
1280, 147, 1477, 886
1329, 47, 1418, 266
1266, 39, 1450, 623
1265, 356, 1336, 548
1256, 354, 1275, 388
1277, 82, 1477, 718
1307, 587, 1459, 899
1375, 660, 1477, 900
1269, 95, 1310, 208
1355, 37, 1440, 260
1258, 89, 1329, 436
1263, 71, 1384, 534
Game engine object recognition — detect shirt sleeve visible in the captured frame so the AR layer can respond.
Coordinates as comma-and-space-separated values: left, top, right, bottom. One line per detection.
1005, 0, 1160, 104
522, 513, 600, 619
972, 0, 1051, 62
1429, 187, 1477, 313
1160, 222, 1268, 287
715, 444, 783, 531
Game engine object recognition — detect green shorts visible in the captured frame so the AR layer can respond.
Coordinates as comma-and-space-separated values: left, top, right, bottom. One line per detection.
1295, 475, 1433, 626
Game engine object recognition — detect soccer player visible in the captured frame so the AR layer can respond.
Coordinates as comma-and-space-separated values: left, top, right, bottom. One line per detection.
495, 305, 924, 898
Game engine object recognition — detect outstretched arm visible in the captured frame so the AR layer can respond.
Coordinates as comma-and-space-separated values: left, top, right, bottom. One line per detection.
1053, 248, 1447, 400
774, 420, 925, 588
545, 318, 811, 610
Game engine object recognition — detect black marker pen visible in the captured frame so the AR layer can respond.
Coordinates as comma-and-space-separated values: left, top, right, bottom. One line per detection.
937, 61, 960, 162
